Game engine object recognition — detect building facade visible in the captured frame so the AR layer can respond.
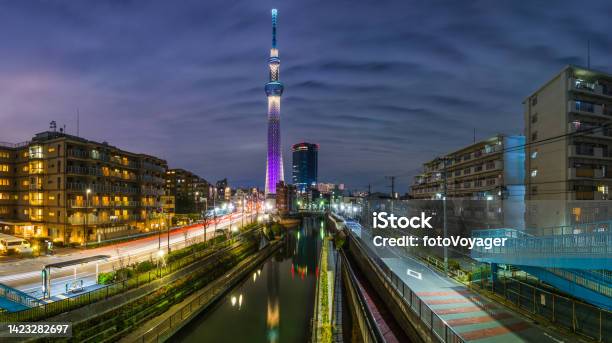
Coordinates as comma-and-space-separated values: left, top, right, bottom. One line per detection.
265, 9, 284, 196
292, 142, 318, 192
525, 65, 612, 228
164, 168, 210, 214
410, 134, 525, 228
0, 131, 167, 245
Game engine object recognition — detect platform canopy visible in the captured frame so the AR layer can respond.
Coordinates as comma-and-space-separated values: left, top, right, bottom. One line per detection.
44, 255, 111, 269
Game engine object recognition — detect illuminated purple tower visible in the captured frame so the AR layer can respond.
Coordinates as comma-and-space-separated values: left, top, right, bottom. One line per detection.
265, 8, 284, 196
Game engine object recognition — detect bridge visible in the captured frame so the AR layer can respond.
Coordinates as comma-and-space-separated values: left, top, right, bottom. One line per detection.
471, 225, 612, 310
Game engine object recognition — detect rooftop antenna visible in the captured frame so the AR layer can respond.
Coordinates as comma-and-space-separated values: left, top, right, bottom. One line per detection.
49, 121, 57, 132
473, 128, 476, 143
76, 108, 80, 137
587, 39, 591, 69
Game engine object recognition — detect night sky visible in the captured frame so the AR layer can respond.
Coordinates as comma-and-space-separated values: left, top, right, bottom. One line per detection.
1, 1, 611, 192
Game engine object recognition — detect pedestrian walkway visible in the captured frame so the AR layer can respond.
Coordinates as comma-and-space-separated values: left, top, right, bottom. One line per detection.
353, 223, 567, 343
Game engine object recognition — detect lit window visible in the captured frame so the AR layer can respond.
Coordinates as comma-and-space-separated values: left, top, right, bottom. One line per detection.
0, 179, 8, 186
598, 185, 608, 194
48, 147, 56, 153
0, 152, 9, 159
531, 150, 538, 159
531, 169, 538, 177
0, 165, 8, 172
29, 145, 43, 159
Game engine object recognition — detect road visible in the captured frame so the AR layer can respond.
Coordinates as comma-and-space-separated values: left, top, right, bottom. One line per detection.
0, 212, 256, 300
348, 220, 567, 343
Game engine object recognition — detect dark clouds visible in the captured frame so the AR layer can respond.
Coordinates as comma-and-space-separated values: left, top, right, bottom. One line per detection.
0, 0, 611, 191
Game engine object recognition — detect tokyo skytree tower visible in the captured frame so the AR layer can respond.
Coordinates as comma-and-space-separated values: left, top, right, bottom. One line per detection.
265, 9, 284, 196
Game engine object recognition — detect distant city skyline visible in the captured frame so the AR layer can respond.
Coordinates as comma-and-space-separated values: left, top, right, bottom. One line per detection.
0, 1, 611, 192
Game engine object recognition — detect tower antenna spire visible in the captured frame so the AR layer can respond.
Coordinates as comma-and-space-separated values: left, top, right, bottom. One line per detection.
271, 9, 278, 49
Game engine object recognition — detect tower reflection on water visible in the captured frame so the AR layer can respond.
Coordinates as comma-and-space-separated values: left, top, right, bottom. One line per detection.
176, 217, 322, 343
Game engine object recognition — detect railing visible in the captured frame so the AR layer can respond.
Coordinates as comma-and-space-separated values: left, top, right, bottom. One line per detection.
339, 251, 385, 343
0, 232, 253, 322
471, 270, 611, 342
134, 238, 276, 343
345, 223, 466, 343
69, 200, 140, 208
544, 268, 612, 298
68, 215, 140, 225
67, 183, 140, 194
66, 166, 103, 176
0, 141, 29, 149
472, 230, 612, 257
0, 282, 41, 309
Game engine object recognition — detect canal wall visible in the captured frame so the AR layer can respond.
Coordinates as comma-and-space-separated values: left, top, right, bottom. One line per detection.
121, 239, 283, 343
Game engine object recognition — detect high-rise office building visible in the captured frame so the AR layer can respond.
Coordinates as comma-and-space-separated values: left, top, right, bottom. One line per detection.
0, 131, 167, 244
264, 8, 284, 196
292, 142, 318, 192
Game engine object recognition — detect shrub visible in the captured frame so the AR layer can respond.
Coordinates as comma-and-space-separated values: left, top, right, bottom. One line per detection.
98, 272, 116, 285
135, 261, 156, 273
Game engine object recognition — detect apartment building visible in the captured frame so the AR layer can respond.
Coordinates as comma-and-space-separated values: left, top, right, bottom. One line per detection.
164, 168, 210, 214
0, 131, 167, 245
525, 65, 612, 228
410, 134, 525, 228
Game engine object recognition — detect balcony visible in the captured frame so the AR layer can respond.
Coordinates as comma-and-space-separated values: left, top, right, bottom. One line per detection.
569, 167, 603, 179
141, 162, 165, 173
66, 166, 103, 176
69, 200, 140, 208
68, 214, 140, 225
569, 100, 605, 117
568, 145, 603, 158
66, 183, 139, 194
568, 122, 612, 140
67, 150, 90, 159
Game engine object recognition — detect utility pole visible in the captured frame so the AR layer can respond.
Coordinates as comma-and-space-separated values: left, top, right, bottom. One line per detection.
442, 157, 449, 275
368, 184, 371, 196
385, 176, 396, 199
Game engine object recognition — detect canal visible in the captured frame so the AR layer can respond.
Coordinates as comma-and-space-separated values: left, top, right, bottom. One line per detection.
173, 217, 324, 343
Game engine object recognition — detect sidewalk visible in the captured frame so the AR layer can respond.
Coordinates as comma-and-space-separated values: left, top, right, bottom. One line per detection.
356, 225, 572, 343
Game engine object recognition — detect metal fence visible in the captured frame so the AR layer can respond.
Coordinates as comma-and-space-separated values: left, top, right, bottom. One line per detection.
133, 241, 279, 343
348, 230, 465, 343
0, 236, 241, 322
471, 272, 611, 343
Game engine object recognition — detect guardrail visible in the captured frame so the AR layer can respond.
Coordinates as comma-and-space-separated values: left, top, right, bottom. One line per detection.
132, 240, 280, 343
346, 227, 466, 343
339, 251, 385, 343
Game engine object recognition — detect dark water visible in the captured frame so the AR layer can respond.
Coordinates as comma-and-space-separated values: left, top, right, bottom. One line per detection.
173, 217, 323, 343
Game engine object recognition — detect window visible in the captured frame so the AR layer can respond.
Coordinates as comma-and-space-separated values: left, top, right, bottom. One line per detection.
487, 179, 496, 186
48, 147, 56, 153
486, 161, 495, 170
29, 145, 43, 159
0, 193, 8, 200
531, 186, 538, 195
531, 169, 538, 177
531, 131, 538, 141
531, 96, 538, 106
0, 152, 9, 159
531, 113, 538, 123
531, 150, 538, 159
463, 167, 471, 174
0, 165, 8, 172
0, 179, 8, 186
